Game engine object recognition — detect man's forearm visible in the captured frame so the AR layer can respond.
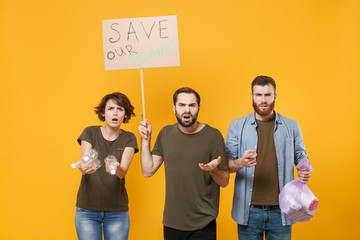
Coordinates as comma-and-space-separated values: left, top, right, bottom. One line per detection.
209, 167, 230, 187
140, 138, 155, 177
228, 159, 242, 173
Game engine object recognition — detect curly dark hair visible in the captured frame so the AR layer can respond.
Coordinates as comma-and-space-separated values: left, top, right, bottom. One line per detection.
94, 92, 135, 123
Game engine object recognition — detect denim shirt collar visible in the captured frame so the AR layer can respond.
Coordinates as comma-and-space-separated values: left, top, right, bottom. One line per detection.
250, 111, 282, 126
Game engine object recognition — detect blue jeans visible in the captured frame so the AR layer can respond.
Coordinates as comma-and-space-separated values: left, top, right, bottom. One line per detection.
237, 206, 291, 240
75, 208, 130, 240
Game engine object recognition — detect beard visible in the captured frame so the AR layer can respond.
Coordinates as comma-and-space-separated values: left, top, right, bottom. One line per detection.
175, 111, 199, 127
252, 100, 275, 117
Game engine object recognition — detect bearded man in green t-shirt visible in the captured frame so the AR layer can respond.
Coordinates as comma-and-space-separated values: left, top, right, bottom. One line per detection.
138, 87, 229, 240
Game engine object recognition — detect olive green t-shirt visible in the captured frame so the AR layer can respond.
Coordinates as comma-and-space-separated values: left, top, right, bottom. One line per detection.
251, 118, 280, 205
76, 126, 138, 212
152, 124, 228, 231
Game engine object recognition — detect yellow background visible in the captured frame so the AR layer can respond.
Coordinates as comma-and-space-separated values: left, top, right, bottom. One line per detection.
1, 0, 359, 239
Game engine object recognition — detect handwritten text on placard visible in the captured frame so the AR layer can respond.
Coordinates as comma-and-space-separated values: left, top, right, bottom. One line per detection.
102, 15, 180, 70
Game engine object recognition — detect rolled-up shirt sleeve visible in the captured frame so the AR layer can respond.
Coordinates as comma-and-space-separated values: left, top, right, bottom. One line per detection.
226, 120, 239, 160
293, 121, 308, 165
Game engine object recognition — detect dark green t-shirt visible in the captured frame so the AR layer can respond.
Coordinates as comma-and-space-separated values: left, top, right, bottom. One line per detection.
251, 118, 280, 205
76, 126, 138, 212
152, 124, 228, 231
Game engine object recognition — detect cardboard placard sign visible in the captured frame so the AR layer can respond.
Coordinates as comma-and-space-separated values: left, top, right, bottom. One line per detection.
102, 15, 180, 70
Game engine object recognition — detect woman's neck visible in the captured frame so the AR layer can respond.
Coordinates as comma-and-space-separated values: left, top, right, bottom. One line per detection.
101, 125, 122, 141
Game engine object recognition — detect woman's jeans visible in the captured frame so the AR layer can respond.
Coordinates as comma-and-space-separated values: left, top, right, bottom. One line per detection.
75, 208, 130, 240
237, 206, 291, 240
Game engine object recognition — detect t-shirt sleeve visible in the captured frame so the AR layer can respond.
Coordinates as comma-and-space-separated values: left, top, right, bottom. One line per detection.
77, 126, 95, 146
210, 130, 228, 171
127, 132, 139, 154
151, 128, 164, 157
215, 139, 228, 171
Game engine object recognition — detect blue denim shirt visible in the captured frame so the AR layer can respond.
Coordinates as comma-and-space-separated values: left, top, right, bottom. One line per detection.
225, 112, 308, 226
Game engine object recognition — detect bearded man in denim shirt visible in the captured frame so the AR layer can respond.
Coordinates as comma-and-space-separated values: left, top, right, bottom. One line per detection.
225, 76, 311, 240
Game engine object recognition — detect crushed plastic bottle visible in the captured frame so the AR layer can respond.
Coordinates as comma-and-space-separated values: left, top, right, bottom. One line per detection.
104, 155, 118, 175
71, 149, 101, 170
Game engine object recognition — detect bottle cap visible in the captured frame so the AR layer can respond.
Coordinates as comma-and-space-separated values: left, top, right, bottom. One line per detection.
71, 163, 77, 168
105, 155, 117, 162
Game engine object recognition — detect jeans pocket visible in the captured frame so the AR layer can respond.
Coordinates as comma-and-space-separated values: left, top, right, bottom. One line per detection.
76, 207, 87, 212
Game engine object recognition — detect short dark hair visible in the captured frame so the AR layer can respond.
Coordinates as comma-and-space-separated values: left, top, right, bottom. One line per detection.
251, 76, 276, 93
173, 87, 201, 107
95, 92, 135, 123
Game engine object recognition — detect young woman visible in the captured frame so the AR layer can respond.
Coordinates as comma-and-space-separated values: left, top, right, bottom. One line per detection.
74, 92, 138, 240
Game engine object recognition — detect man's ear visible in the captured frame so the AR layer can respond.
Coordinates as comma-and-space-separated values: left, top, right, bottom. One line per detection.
173, 105, 175, 113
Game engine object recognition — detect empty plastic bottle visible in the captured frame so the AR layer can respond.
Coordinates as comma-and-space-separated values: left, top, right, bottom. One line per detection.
71, 149, 101, 170
104, 155, 118, 175
71, 160, 81, 169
